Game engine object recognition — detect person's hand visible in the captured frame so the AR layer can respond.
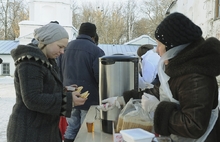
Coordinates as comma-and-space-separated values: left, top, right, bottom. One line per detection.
72, 91, 87, 106
141, 93, 159, 113
97, 96, 125, 111
123, 89, 143, 103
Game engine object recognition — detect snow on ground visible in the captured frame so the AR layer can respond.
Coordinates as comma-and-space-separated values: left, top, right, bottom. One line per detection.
0, 76, 15, 142
0, 76, 14, 84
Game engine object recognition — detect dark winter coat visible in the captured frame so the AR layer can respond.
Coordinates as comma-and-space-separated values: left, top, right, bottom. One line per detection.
61, 34, 105, 110
123, 37, 220, 142
7, 44, 73, 142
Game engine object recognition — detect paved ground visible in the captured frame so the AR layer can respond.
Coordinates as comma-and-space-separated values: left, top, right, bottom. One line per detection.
0, 82, 15, 142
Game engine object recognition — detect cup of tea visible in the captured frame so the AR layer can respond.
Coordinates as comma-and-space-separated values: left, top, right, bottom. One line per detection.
86, 121, 94, 132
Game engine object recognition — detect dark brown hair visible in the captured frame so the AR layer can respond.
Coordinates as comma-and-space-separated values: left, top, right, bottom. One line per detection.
137, 44, 154, 57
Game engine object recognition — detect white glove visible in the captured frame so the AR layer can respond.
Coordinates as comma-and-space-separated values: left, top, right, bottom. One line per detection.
141, 93, 159, 115
97, 96, 125, 111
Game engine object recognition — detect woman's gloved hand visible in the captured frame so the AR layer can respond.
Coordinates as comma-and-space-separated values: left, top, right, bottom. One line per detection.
97, 96, 125, 111
141, 93, 159, 119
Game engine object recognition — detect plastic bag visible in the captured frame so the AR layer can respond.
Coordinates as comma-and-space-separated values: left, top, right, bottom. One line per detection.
116, 98, 136, 132
116, 98, 153, 133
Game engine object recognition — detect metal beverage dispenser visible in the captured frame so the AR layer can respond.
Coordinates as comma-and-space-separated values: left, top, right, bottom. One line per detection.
99, 54, 139, 134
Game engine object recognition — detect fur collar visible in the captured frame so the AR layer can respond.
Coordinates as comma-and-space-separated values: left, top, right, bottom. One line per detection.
11, 44, 52, 68
166, 37, 220, 77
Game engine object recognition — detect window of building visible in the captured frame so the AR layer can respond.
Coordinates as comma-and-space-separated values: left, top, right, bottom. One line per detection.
215, 0, 220, 18
2, 63, 10, 75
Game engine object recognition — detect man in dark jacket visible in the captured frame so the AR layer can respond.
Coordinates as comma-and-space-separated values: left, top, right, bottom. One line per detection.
61, 22, 105, 142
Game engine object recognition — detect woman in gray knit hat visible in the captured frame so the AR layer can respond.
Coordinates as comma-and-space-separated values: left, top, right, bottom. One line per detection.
7, 23, 87, 142
99, 12, 220, 142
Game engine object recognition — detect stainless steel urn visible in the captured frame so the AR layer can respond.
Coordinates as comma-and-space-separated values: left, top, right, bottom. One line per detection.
99, 54, 139, 134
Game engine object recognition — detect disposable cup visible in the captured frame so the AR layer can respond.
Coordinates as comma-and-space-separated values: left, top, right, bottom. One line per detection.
86, 122, 94, 132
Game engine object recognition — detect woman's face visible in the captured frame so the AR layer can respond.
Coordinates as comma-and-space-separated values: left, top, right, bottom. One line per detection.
156, 40, 166, 57
44, 38, 68, 59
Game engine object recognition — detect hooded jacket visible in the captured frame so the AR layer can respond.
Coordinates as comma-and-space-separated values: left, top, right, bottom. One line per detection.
123, 37, 220, 142
7, 44, 72, 142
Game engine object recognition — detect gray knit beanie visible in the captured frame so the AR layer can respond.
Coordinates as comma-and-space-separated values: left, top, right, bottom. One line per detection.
34, 23, 69, 45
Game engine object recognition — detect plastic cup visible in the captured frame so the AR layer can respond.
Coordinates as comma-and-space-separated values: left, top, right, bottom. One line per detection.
86, 122, 94, 132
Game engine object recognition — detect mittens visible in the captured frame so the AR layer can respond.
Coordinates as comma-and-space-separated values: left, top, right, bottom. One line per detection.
123, 89, 143, 103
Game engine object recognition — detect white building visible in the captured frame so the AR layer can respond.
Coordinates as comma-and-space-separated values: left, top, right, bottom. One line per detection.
166, 0, 220, 39
0, 0, 156, 76
0, 41, 19, 76
0, 0, 77, 76
18, 0, 78, 45
124, 35, 157, 46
